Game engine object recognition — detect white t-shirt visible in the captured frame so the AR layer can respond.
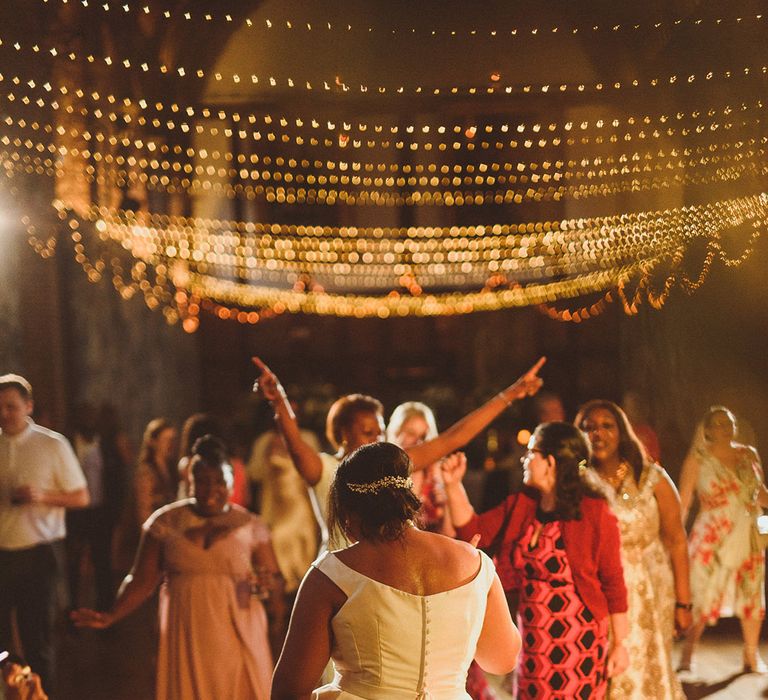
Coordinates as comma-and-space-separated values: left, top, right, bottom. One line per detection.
0, 419, 87, 550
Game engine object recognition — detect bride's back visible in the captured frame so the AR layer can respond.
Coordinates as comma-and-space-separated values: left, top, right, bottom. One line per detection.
334, 527, 482, 597
272, 442, 519, 700
313, 537, 495, 700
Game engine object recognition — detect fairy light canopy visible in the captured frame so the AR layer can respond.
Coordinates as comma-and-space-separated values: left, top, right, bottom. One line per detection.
1, 0, 766, 330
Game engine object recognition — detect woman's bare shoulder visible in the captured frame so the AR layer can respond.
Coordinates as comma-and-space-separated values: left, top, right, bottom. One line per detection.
419, 530, 482, 575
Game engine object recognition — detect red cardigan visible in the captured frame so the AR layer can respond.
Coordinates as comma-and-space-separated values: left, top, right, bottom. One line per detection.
455, 490, 627, 621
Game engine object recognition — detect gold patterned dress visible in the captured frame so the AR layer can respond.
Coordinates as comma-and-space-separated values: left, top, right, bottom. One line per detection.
688, 447, 765, 624
597, 463, 685, 699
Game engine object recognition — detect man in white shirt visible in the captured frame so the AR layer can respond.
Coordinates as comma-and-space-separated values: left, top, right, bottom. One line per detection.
0, 374, 89, 695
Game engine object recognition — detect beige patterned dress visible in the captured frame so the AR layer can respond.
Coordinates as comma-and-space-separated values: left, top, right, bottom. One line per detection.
597, 463, 685, 700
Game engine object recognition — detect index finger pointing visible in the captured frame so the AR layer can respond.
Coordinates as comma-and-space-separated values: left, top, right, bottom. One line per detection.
251, 356, 269, 374
527, 356, 547, 376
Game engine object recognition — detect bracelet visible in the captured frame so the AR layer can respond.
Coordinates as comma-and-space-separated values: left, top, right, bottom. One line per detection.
497, 391, 512, 407
675, 601, 693, 611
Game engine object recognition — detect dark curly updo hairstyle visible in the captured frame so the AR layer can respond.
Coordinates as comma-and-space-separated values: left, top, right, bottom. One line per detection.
328, 442, 422, 543
190, 434, 233, 487
533, 422, 603, 520
574, 399, 648, 484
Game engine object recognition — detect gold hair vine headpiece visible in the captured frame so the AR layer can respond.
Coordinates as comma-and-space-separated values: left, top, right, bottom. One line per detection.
347, 476, 414, 494
578, 459, 588, 474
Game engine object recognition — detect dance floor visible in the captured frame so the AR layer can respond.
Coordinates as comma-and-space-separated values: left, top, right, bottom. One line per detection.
55, 607, 766, 699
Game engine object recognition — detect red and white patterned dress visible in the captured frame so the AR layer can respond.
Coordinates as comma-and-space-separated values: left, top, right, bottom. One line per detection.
688, 447, 765, 624
512, 513, 608, 699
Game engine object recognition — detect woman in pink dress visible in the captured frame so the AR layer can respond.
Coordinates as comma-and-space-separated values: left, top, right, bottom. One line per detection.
72, 436, 285, 700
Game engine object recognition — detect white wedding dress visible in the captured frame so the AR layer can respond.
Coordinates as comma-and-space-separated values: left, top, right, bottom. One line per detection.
312, 549, 496, 700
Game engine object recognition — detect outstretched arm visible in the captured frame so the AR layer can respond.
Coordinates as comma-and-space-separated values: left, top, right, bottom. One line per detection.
408, 357, 546, 471
71, 529, 163, 629
252, 357, 325, 486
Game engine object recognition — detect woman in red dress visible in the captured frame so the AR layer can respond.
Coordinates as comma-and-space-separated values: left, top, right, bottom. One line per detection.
443, 422, 629, 699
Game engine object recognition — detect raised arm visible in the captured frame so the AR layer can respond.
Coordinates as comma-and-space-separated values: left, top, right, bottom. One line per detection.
654, 469, 692, 636
408, 357, 546, 471
252, 357, 325, 486
442, 451, 521, 553
441, 451, 476, 528
71, 528, 163, 629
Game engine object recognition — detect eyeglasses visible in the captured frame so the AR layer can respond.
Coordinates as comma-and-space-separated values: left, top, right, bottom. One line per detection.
522, 448, 546, 462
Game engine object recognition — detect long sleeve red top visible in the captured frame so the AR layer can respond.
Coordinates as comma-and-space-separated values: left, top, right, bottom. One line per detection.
455, 489, 627, 621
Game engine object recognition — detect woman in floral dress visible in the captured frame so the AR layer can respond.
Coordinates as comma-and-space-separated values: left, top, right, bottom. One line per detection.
679, 405, 768, 673
576, 400, 689, 699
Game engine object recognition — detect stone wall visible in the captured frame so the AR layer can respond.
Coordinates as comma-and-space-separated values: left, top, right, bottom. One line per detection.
55, 231, 202, 447
0, 224, 24, 373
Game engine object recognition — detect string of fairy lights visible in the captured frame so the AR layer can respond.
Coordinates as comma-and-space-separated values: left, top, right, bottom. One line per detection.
1, 2, 766, 327
4, 87, 766, 182
35, 0, 768, 41
3, 31, 768, 95
4, 152, 763, 209
7, 156, 766, 327
6, 136, 766, 206
3, 71, 766, 160
9, 175, 762, 328
6, 72, 767, 145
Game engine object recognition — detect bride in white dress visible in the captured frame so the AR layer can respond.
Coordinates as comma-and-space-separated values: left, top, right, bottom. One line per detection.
271, 442, 520, 700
